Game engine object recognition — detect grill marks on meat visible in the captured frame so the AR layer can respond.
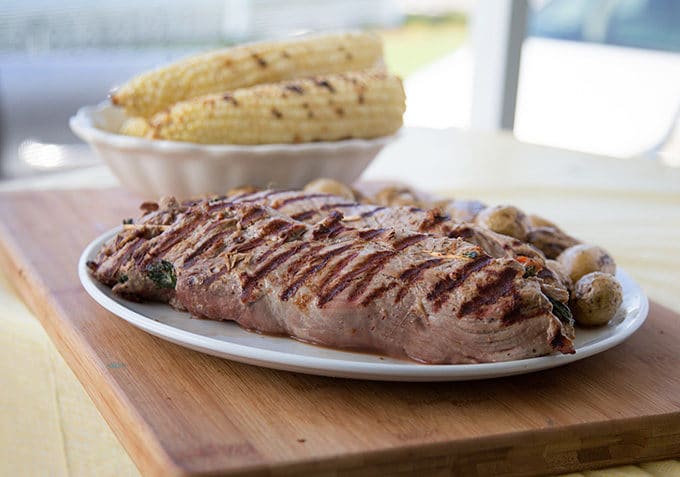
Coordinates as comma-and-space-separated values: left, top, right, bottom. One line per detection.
318, 233, 428, 307
272, 193, 329, 208
241, 242, 310, 303
458, 268, 519, 318
358, 228, 386, 240
233, 236, 265, 253
111, 235, 143, 269
396, 258, 445, 303
312, 211, 347, 239
139, 213, 209, 267
318, 250, 396, 307
240, 206, 267, 227
260, 218, 297, 237
291, 210, 317, 221
280, 244, 352, 301
360, 281, 399, 306
89, 193, 576, 363
392, 233, 427, 251
230, 189, 291, 204
209, 191, 545, 262
181, 218, 237, 267
360, 206, 386, 218
419, 208, 450, 232
427, 256, 493, 311
399, 258, 444, 282
314, 250, 362, 306
194, 210, 306, 290
319, 202, 357, 210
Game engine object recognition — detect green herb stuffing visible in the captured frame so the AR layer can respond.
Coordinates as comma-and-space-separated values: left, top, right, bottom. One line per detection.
122, 218, 133, 225
548, 296, 573, 324
117, 274, 129, 284
523, 265, 537, 278
145, 260, 176, 289
462, 250, 479, 259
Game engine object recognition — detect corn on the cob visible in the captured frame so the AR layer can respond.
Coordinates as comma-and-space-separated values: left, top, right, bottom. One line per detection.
133, 70, 404, 145
120, 117, 150, 137
111, 31, 384, 118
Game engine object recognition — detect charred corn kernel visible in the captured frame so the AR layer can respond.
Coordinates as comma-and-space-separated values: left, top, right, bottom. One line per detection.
111, 31, 383, 118
142, 71, 405, 145
120, 117, 150, 137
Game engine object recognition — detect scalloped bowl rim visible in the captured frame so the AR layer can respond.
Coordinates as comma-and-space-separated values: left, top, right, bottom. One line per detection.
70, 103, 399, 156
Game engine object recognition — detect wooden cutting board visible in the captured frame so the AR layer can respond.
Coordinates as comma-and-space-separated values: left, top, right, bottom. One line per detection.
1, 188, 679, 477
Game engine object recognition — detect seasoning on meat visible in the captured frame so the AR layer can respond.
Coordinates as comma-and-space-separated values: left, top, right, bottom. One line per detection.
88, 193, 576, 364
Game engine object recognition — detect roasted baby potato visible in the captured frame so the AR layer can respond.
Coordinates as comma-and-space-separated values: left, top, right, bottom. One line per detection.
527, 214, 559, 229
227, 185, 259, 196
475, 205, 530, 241
440, 199, 487, 223
527, 227, 580, 259
304, 178, 355, 201
373, 186, 422, 207
571, 272, 623, 326
557, 244, 616, 283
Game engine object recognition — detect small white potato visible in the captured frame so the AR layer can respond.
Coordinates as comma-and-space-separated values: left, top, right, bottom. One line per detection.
373, 186, 422, 207
442, 199, 486, 223
475, 205, 530, 241
571, 272, 623, 326
557, 244, 616, 283
528, 214, 559, 229
304, 178, 355, 201
350, 187, 367, 203
527, 227, 580, 259
227, 185, 259, 196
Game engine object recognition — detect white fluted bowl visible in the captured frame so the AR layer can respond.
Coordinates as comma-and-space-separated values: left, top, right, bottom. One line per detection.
70, 103, 395, 199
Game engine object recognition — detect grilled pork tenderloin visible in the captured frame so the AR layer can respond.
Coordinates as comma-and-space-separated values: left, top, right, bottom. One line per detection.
89, 198, 575, 363
202, 190, 575, 331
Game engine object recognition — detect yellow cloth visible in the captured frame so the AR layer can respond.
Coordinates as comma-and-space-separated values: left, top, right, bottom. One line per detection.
0, 268, 139, 477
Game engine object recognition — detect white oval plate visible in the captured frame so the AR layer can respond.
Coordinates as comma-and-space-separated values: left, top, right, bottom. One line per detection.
79, 228, 649, 381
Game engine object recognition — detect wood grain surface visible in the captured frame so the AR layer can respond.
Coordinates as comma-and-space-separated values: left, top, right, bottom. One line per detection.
0, 188, 679, 477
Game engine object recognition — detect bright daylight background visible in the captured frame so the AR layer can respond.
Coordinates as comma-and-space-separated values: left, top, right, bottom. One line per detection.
1, 0, 679, 178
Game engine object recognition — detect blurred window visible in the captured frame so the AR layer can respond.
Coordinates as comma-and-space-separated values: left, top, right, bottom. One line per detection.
402, 0, 680, 162
606, 0, 680, 52
514, 0, 680, 159
530, 0, 680, 52
528, 0, 592, 41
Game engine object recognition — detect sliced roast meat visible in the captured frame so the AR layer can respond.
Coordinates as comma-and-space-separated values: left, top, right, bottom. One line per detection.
129, 189, 574, 334
89, 201, 575, 363
200, 190, 572, 327
203, 190, 542, 259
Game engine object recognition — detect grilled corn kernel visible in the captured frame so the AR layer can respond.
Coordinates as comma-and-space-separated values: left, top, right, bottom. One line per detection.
120, 117, 150, 137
